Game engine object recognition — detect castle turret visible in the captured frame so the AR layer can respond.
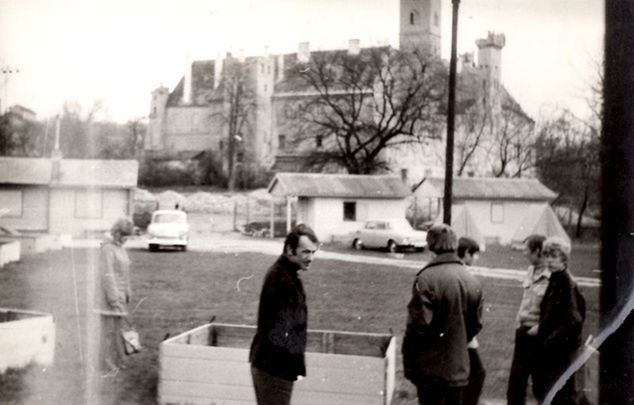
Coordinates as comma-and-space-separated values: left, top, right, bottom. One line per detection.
146, 86, 169, 150
399, 0, 441, 56
476, 32, 506, 83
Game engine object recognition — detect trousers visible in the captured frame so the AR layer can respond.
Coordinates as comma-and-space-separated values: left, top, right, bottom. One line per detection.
251, 366, 294, 405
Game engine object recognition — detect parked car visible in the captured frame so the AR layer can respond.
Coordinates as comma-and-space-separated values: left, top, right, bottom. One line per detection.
147, 210, 189, 252
351, 218, 427, 253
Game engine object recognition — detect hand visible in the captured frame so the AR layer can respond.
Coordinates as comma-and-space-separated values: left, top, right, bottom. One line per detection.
527, 325, 539, 336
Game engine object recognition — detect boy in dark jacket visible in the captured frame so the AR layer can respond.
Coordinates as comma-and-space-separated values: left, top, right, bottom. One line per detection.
537, 236, 587, 405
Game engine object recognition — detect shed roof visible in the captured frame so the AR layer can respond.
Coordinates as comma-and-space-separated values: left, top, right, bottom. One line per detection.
415, 177, 557, 201
0, 157, 138, 188
268, 173, 410, 199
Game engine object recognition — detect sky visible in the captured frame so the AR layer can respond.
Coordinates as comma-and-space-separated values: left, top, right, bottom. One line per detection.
0, 0, 603, 123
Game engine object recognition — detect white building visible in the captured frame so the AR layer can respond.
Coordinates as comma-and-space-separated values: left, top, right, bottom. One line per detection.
268, 173, 410, 242
414, 176, 563, 245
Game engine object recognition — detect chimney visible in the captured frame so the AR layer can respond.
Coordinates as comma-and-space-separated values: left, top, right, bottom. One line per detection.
183, 55, 192, 104
51, 115, 62, 182
298, 42, 310, 63
348, 39, 360, 55
276, 54, 285, 83
214, 53, 223, 89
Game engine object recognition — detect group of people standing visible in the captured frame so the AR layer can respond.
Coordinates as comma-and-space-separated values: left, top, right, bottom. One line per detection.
94, 219, 587, 405
247, 223, 588, 405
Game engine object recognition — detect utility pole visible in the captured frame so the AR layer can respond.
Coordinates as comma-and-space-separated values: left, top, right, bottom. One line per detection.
1, 66, 20, 114
443, 0, 460, 225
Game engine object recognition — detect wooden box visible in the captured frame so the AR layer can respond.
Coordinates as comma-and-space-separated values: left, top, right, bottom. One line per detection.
159, 322, 396, 405
0, 308, 56, 374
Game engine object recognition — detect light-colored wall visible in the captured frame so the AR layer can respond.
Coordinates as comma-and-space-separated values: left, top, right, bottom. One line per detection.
299, 197, 407, 242
0, 186, 48, 231
48, 188, 131, 236
163, 106, 215, 152
464, 199, 535, 245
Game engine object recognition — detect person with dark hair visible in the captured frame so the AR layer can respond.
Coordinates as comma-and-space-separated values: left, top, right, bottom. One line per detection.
96, 218, 134, 376
403, 224, 484, 405
457, 237, 485, 405
507, 234, 549, 404
249, 223, 320, 405
457, 237, 480, 266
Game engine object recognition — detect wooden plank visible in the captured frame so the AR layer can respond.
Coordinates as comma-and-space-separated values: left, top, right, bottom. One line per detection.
159, 380, 254, 403
159, 380, 382, 405
160, 357, 384, 395
384, 337, 396, 405
160, 394, 253, 405
161, 343, 249, 362
160, 357, 252, 386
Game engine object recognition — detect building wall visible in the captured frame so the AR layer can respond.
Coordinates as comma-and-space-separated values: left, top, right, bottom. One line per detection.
463, 199, 535, 245
301, 197, 407, 241
0, 186, 49, 231
163, 106, 214, 152
48, 188, 131, 236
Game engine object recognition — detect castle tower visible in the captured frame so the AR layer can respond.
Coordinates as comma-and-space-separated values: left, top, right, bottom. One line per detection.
476, 32, 506, 83
146, 86, 169, 150
399, 0, 442, 56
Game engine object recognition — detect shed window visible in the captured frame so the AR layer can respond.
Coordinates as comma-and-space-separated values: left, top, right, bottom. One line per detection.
410, 12, 415, 25
491, 202, 504, 223
0, 190, 23, 217
343, 201, 356, 221
75, 190, 103, 219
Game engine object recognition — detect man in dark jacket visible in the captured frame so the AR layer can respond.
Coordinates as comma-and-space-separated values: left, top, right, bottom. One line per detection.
403, 225, 484, 405
249, 224, 319, 405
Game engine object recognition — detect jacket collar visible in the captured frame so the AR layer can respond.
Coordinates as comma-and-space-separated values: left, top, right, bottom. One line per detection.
419, 252, 463, 273
277, 254, 302, 274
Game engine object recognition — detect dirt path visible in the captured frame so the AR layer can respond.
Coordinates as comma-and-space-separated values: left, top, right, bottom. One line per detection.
72, 231, 600, 288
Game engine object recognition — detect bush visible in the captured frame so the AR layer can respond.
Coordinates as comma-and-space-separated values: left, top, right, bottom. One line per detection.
138, 158, 198, 187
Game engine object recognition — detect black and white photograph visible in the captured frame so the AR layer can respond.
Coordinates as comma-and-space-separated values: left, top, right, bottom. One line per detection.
1, 0, 632, 404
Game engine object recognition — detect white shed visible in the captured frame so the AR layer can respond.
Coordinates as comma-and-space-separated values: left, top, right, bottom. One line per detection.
0, 157, 138, 237
415, 176, 564, 245
268, 173, 411, 242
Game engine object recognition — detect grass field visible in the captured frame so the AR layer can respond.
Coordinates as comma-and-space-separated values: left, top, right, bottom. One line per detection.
0, 245, 599, 404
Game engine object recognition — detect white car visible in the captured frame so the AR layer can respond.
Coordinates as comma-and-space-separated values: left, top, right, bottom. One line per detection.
147, 210, 189, 251
351, 218, 427, 253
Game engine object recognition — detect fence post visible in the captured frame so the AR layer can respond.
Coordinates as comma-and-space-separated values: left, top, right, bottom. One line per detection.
270, 198, 275, 238
233, 200, 238, 231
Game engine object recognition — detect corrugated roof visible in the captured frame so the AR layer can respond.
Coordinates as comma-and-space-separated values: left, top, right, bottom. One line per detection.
56, 159, 138, 188
268, 172, 410, 198
0, 157, 52, 185
419, 177, 557, 201
0, 157, 137, 188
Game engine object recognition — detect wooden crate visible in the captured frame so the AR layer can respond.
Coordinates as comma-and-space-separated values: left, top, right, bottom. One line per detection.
0, 308, 56, 374
159, 322, 396, 405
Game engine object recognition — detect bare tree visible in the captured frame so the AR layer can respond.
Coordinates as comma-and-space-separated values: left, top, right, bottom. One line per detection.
211, 60, 255, 190
535, 108, 600, 237
455, 104, 490, 176
490, 105, 536, 178
286, 47, 445, 174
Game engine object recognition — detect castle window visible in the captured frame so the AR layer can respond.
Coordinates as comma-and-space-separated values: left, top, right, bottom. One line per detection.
279, 134, 286, 150
315, 135, 322, 148
434, 12, 439, 27
264, 84, 268, 92
410, 12, 415, 25
237, 150, 244, 163
152, 106, 157, 116
219, 140, 224, 152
